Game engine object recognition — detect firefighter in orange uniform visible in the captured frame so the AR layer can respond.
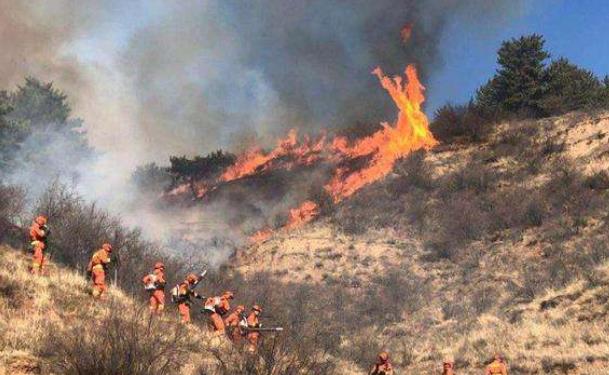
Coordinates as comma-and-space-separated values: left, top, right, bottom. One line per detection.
142, 262, 166, 314
29, 215, 49, 275
175, 274, 203, 323
224, 304, 246, 342
204, 291, 234, 335
87, 243, 112, 299
246, 304, 263, 353
485, 353, 508, 375
369, 351, 393, 375
442, 359, 455, 375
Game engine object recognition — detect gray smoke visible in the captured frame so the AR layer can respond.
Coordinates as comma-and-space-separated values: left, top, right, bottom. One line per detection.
124, 0, 525, 158
0, 0, 526, 264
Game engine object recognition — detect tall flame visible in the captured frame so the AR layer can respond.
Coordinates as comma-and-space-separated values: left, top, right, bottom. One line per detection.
168, 64, 437, 244
324, 65, 437, 202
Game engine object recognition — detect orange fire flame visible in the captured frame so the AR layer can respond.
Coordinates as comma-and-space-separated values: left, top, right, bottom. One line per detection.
285, 200, 319, 229
248, 200, 319, 244
174, 64, 437, 244
324, 65, 437, 202
220, 129, 325, 182
248, 228, 274, 244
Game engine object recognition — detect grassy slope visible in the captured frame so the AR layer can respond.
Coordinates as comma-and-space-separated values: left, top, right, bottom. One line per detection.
0, 245, 219, 375
234, 111, 609, 374
0, 245, 364, 375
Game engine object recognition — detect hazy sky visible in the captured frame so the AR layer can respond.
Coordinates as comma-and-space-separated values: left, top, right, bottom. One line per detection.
2, 0, 608, 166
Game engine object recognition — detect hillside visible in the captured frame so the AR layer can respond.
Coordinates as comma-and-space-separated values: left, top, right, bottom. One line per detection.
234, 110, 609, 374
0, 246, 247, 375
0, 245, 369, 375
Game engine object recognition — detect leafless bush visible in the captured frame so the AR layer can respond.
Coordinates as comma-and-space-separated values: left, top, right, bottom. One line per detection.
198, 333, 336, 375
430, 103, 492, 143
42, 303, 191, 375
0, 184, 26, 244
32, 182, 199, 295
389, 151, 433, 197
440, 162, 499, 195
585, 170, 609, 190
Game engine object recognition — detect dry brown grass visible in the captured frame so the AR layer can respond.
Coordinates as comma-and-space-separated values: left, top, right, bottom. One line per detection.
0, 245, 214, 374
233, 111, 609, 374
0, 245, 353, 375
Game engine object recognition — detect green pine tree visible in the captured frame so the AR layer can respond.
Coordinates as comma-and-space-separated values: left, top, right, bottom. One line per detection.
476, 34, 550, 116
539, 57, 604, 115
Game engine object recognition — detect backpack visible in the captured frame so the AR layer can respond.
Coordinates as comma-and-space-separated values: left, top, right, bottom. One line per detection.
170, 284, 183, 304
143, 274, 157, 291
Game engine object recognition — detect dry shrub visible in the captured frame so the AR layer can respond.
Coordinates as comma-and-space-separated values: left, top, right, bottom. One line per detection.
42, 304, 191, 375
389, 151, 433, 196
586, 170, 609, 190
430, 103, 491, 143
333, 150, 433, 235
198, 333, 336, 375
33, 182, 204, 295
0, 184, 26, 244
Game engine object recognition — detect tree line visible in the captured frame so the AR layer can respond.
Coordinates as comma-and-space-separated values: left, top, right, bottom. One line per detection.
431, 34, 609, 143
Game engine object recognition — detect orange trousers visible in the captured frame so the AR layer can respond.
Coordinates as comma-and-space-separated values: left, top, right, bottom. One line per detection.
247, 332, 260, 352
178, 302, 191, 323
92, 268, 107, 299
209, 312, 225, 334
149, 290, 165, 313
31, 246, 46, 274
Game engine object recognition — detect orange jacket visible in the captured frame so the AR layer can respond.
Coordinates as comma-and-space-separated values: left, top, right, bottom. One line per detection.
224, 310, 243, 327
246, 311, 260, 328
205, 296, 231, 315
88, 248, 111, 272
370, 362, 393, 375
486, 360, 507, 375
29, 221, 46, 242
142, 269, 166, 290
176, 281, 202, 303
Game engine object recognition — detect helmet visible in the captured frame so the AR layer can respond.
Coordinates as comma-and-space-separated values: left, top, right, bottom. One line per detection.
378, 352, 389, 363
35, 215, 47, 225
186, 273, 198, 284
154, 261, 165, 270
252, 304, 262, 312
222, 291, 234, 299
102, 243, 113, 252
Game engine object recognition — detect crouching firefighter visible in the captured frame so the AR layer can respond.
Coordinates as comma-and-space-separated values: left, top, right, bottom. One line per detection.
142, 262, 166, 314
29, 215, 49, 275
171, 272, 205, 323
245, 304, 263, 353
485, 353, 508, 375
203, 291, 234, 335
369, 352, 393, 375
224, 305, 246, 343
87, 243, 112, 300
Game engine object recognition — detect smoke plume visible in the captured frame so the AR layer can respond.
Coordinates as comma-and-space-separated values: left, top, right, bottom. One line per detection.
0, 0, 525, 264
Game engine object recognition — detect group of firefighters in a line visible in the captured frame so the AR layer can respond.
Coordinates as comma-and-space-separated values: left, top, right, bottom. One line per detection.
365, 352, 507, 375
28, 215, 509, 374
28, 215, 264, 352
